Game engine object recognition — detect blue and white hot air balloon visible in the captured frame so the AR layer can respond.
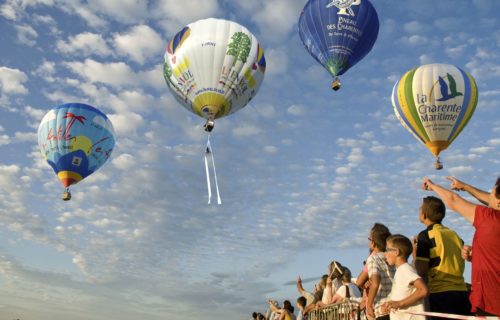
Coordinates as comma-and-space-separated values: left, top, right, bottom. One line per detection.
298, 0, 379, 90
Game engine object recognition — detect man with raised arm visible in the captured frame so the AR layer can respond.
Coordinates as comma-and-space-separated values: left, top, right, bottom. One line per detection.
421, 176, 500, 316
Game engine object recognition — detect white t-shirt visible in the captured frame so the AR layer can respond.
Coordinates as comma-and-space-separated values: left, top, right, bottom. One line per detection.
322, 278, 343, 304
389, 263, 425, 320
336, 283, 361, 299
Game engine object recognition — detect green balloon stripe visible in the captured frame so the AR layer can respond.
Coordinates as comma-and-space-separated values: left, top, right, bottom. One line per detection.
404, 68, 430, 141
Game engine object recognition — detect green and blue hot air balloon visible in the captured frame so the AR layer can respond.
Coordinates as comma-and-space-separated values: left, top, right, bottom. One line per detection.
392, 63, 478, 169
298, 0, 379, 90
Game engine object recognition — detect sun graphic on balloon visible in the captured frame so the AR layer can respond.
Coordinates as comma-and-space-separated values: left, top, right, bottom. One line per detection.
70, 135, 93, 155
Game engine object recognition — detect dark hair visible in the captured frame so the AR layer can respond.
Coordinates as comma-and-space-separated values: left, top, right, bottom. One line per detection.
297, 296, 307, 308
495, 177, 500, 198
341, 267, 352, 283
421, 196, 446, 223
387, 234, 413, 259
370, 223, 391, 251
283, 300, 294, 313
252, 312, 258, 319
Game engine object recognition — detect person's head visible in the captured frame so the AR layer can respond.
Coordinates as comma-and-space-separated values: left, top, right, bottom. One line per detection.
420, 196, 446, 224
297, 296, 307, 310
328, 260, 344, 279
256, 313, 265, 320
369, 223, 391, 252
341, 267, 352, 284
252, 312, 258, 319
283, 300, 294, 313
384, 234, 412, 266
489, 177, 500, 209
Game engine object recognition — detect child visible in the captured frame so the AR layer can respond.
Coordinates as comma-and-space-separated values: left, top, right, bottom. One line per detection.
384, 234, 429, 320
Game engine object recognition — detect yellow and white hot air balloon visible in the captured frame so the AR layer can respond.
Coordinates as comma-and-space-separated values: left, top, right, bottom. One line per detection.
163, 18, 266, 132
162, 18, 266, 204
392, 63, 478, 169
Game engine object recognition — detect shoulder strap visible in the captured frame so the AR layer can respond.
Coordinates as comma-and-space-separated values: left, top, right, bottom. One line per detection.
345, 284, 350, 299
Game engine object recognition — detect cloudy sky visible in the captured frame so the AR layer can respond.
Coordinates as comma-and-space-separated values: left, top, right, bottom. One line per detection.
0, 0, 499, 319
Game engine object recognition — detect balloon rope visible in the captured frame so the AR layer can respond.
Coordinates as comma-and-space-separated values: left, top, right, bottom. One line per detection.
208, 137, 222, 205
205, 136, 212, 204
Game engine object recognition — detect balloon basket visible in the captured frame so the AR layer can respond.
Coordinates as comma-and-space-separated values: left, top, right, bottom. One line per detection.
331, 78, 341, 91
204, 119, 215, 132
62, 189, 72, 201
434, 158, 443, 170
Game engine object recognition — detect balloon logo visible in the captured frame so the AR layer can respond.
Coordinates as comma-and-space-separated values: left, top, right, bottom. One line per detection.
163, 18, 266, 132
299, 0, 379, 90
392, 63, 478, 169
37, 103, 115, 200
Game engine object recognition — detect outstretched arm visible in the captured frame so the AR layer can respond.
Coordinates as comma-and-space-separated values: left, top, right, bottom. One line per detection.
447, 176, 490, 205
422, 177, 477, 223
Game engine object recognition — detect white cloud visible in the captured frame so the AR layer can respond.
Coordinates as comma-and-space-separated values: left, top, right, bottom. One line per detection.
32, 60, 56, 82
447, 165, 474, 176
248, 0, 304, 43
88, 0, 148, 22
347, 148, 365, 164
265, 47, 288, 76
107, 111, 144, 136
0, 66, 28, 95
112, 153, 137, 171
63, 59, 136, 88
403, 21, 427, 34
263, 146, 278, 154
154, 0, 220, 33
113, 25, 164, 65
0, 134, 9, 145
335, 166, 351, 175
419, 53, 435, 65
402, 35, 428, 46
14, 24, 38, 46
56, 32, 112, 57
487, 138, 500, 146
59, 2, 107, 28
232, 125, 262, 137
469, 146, 491, 154
287, 104, 306, 116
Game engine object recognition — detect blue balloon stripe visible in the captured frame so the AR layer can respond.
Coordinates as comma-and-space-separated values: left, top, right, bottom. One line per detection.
447, 68, 471, 140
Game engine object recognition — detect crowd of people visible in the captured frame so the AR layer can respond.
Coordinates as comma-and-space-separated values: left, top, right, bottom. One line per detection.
251, 176, 500, 320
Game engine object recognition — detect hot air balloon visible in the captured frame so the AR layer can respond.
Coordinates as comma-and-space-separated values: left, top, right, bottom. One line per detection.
298, 0, 379, 90
163, 18, 266, 132
37, 103, 115, 200
163, 18, 266, 204
392, 63, 478, 170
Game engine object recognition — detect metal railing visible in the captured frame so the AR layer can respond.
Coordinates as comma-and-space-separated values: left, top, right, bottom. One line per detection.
308, 301, 361, 320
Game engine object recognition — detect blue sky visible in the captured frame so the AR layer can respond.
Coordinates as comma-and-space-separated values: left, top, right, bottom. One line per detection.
0, 0, 499, 319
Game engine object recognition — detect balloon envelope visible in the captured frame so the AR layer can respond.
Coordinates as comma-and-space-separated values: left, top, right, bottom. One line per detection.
298, 0, 379, 79
37, 103, 115, 188
392, 63, 478, 158
163, 18, 266, 121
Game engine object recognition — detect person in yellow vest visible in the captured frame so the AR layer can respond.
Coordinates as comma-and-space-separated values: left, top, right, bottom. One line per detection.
414, 196, 471, 319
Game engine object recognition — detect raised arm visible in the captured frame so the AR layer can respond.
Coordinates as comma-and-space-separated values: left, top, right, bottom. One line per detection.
296, 276, 305, 295
422, 177, 477, 223
447, 176, 490, 205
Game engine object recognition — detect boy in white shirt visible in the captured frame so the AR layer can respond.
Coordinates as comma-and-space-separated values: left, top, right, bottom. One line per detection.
383, 234, 429, 320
